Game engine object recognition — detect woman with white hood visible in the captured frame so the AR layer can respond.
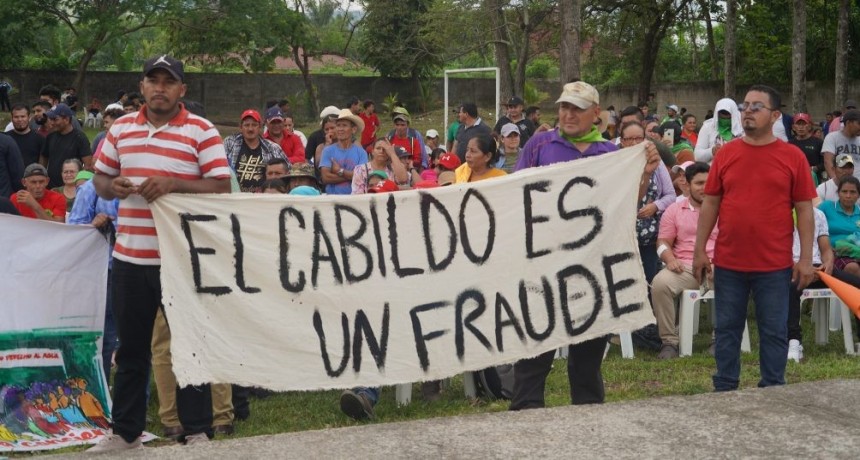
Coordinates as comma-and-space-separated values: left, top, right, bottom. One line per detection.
694, 98, 743, 163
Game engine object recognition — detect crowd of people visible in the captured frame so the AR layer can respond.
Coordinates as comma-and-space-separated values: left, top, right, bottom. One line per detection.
2, 55, 860, 452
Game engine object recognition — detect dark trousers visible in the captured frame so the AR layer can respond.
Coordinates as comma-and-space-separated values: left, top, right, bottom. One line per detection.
111, 259, 213, 443
0, 93, 10, 112
789, 268, 860, 342
509, 337, 607, 410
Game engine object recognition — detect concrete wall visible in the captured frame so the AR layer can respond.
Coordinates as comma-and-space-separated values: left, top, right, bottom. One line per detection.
3, 69, 858, 124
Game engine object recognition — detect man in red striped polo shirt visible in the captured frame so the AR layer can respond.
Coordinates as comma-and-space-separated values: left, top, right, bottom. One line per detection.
88, 55, 232, 452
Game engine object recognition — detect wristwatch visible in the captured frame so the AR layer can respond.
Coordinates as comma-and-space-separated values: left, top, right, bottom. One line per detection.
337, 169, 344, 177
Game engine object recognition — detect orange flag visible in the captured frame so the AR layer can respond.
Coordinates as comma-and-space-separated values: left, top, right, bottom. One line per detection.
817, 272, 860, 320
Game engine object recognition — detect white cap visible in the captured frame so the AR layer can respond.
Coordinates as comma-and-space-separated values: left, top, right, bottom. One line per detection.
319, 105, 340, 119
500, 123, 520, 137
426, 129, 439, 138
666, 104, 679, 113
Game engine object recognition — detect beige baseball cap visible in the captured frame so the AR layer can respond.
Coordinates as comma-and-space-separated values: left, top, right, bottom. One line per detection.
555, 81, 599, 109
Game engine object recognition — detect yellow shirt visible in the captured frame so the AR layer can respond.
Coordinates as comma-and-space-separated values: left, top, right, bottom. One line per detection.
454, 164, 508, 183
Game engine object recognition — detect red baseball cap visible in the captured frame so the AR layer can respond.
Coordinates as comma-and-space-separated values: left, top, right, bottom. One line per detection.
413, 180, 439, 189
437, 153, 461, 171
793, 113, 811, 124
241, 109, 261, 123
369, 179, 400, 193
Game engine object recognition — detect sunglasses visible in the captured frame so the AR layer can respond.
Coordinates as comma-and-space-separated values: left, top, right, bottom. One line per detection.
738, 101, 775, 113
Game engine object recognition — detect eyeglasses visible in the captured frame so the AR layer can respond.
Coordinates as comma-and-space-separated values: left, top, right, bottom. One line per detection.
621, 136, 645, 143
738, 101, 775, 113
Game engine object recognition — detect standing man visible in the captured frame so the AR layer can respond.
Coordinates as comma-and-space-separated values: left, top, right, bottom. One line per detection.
40, 103, 92, 188
263, 107, 304, 164
693, 85, 816, 392
31, 101, 53, 137
821, 109, 860, 181
359, 100, 380, 153
0, 77, 11, 112
511, 81, 660, 410
494, 96, 535, 146
87, 55, 230, 452
789, 113, 824, 180
452, 102, 492, 161
7, 104, 45, 166
320, 109, 367, 195
225, 109, 289, 192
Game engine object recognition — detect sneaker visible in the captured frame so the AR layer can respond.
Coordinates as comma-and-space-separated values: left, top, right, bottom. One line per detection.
787, 339, 804, 362
657, 344, 679, 360
184, 432, 211, 445
340, 390, 374, 420
87, 434, 143, 452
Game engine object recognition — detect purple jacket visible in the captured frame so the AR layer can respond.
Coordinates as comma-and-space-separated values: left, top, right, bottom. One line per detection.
514, 129, 618, 171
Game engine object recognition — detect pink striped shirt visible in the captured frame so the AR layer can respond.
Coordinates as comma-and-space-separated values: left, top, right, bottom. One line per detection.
94, 105, 230, 265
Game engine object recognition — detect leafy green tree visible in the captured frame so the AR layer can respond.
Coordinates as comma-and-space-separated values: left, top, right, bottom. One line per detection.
358, 0, 443, 85
27, 0, 174, 96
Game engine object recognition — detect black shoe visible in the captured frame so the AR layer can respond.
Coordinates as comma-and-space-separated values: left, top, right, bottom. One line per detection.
340, 390, 374, 420
163, 425, 184, 441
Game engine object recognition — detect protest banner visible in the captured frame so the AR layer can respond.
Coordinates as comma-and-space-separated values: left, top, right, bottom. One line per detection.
0, 215, 112, 452
151, 144, 656, 391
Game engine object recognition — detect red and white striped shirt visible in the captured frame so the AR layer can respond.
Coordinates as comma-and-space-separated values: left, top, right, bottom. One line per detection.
94, 105, 230, 265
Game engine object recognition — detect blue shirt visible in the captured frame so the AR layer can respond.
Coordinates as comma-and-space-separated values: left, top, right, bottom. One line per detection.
818, 200, 860, 246
68, 179, 119, 267
320, 143, 367, 195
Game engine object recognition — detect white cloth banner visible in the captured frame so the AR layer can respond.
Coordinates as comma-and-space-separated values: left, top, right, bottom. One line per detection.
151, 145, 655, 391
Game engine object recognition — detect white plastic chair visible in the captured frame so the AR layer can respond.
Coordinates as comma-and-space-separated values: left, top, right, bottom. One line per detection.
678, 289, 750, 357
800, 288, 856, 355
395, 373, 478, 406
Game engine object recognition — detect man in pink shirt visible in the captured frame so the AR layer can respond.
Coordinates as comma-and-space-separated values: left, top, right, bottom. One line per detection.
651, 162, 718, 359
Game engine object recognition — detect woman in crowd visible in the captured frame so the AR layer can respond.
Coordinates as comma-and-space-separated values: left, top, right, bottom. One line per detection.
351, 138, 408, 194
680, 113, 698, 147
496, 123, 521, 172
619, 121, 676, 285
52, 158, 82, 214
819, 176, 860, 277
313, 115, 338, 168
454, 133, 507, 183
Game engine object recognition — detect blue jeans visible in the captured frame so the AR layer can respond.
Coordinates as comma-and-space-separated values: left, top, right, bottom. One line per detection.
352, 387, 380, 406
713, 267, 791, 391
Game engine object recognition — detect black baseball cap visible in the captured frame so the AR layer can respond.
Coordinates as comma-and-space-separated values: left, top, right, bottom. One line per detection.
507, 96, 525, 106
143, 55, 185, 81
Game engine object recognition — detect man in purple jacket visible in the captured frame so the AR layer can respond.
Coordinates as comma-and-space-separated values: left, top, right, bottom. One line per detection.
511, 80, 660, 410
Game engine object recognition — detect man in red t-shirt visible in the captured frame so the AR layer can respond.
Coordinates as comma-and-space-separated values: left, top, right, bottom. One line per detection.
11, 163, 66, 221
693, 85, 816, 392
359, 99, 380, 152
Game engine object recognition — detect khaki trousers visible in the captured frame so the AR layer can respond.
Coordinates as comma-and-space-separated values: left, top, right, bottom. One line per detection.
151, 308, 233, 428
650, 266, 701, 346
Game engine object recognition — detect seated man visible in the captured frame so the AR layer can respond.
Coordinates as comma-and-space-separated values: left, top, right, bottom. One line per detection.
11, 164, 66, 222
651, 162, 718, 358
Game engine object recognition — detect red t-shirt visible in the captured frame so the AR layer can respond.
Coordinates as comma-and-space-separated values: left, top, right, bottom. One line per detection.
359, 113, 380, 147
705, 138, 816, 271
264, 131, 305, 164
11, 189, 67, 220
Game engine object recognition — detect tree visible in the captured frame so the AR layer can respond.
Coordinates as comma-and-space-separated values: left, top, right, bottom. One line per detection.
700, 0, 719, 80
791, 0, 806, 113
835, 0, 849, 108
559, 0, 583, 84
723, 0, 736, 98
486, 0, 514, 100
32, 0, 172, 99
